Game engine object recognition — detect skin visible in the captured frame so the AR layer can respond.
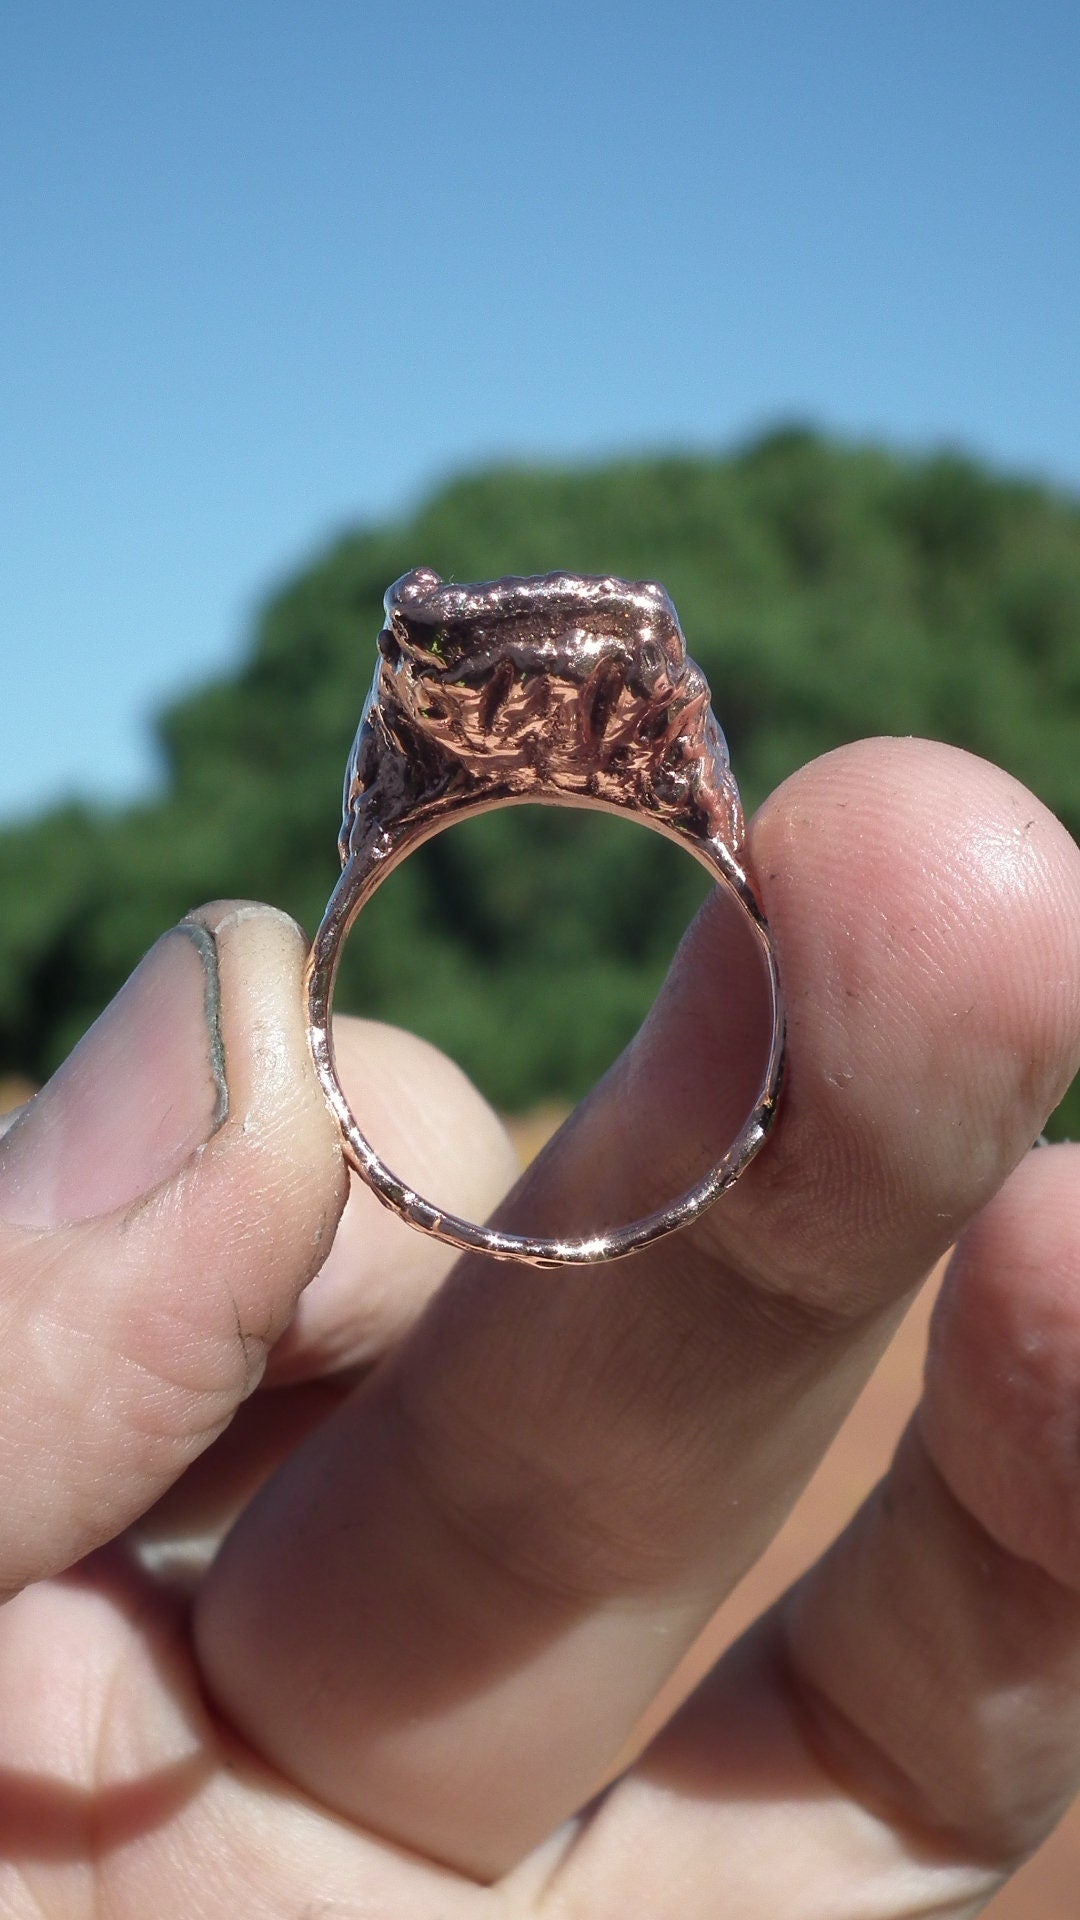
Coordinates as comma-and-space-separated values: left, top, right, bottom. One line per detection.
0, 737, 1078, 1916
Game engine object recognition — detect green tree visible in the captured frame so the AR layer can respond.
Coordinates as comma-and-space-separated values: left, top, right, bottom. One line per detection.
2, 431, 1078, 1134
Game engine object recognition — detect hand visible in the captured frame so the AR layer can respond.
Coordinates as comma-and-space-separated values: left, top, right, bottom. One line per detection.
0, 738, 1078, 1920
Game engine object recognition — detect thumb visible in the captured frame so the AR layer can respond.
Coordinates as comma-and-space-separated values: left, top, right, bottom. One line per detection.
0, 901, 347, 1597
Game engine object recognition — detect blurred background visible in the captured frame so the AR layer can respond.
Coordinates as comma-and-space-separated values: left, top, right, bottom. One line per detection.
2, 5, 1079, 1909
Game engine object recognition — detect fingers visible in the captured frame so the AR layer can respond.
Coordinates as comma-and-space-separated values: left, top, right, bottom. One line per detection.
0, 899, 516, 1591
823, 1141, 1080, 1867
263, 1018, 519, 1385
552, 1144, 1080, 1919
131, 1021, 519, 1564
0, 1547, 482, 1920
0, 902, 349, 1595
194, 740, 1080, 1878
543, 1625, 1003, 1920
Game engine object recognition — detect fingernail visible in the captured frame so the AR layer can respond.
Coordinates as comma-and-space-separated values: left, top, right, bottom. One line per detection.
0, 923, 228, 1229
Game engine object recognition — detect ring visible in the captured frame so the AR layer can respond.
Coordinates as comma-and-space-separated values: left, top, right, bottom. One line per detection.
305, 568, 785, 1267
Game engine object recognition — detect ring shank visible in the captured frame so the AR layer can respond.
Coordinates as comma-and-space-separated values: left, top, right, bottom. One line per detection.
305, 794, 784, 1268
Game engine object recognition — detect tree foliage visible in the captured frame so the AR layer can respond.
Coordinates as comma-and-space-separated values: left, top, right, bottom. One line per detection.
3, 430, 1079, 1134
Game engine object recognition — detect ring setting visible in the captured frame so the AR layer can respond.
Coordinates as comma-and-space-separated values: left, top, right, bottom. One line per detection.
305, 568, 784, 1266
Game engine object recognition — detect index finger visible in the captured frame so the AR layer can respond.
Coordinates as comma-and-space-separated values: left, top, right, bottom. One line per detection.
195, 739, 1080, 1880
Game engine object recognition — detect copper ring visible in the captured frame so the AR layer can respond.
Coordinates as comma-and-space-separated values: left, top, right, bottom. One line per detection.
305, 568, 785, 1267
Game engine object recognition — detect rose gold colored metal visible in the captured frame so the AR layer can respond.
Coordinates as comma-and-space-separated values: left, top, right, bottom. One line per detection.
306, 569, 785, 1266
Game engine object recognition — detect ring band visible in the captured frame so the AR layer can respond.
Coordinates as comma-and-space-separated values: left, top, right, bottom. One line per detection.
305, 569, 785, 1267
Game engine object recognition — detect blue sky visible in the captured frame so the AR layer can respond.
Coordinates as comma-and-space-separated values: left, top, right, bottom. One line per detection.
3, 1, 1079, 817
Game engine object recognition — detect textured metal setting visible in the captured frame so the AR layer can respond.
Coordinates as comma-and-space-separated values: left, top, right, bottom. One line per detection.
306, 568, 785, 1266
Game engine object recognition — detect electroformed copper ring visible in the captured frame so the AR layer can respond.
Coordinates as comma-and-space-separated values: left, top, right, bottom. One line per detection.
305, 568, 785, 1267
